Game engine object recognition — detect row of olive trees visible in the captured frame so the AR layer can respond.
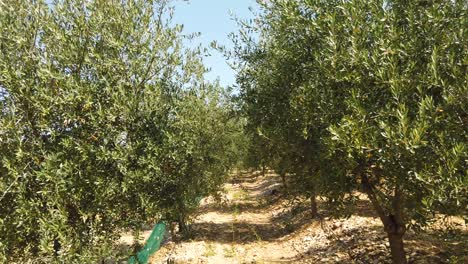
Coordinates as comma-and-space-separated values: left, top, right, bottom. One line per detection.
234, 0, 466, 263
0, 0, 241, 262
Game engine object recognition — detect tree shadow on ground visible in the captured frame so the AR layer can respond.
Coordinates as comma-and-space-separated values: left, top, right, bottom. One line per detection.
186, 172, 316, 244
272, 223, 391, 264
190, 172, 381, 245
196, 193, 283, 215
188, 221, 285, 243
197, 173, 284, 215
188, 204, 319, 244
177, 171, 467, 263
277, 223, 468, 264
191, 209, 466, 263
229, 170, 266, 184
241, 177, 282, 193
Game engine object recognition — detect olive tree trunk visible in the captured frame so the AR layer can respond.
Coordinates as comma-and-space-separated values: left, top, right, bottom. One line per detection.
387, 231, 406, 264
280, 171, 287, 188
310, 194, 318, 218
362, 174, 407, 264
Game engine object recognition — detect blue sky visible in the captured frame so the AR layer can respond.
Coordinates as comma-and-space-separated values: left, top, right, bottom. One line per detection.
172, 0, 257, 88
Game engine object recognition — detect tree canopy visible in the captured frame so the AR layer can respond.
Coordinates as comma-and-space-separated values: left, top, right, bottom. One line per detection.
0, 0, 242, 262
234, 0, 466, 263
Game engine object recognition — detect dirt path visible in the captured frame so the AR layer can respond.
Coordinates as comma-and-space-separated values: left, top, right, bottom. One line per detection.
150, 171, 467, 264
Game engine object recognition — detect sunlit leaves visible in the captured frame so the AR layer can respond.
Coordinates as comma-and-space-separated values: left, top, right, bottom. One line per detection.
236, 0, 467, 232
0, 0, 241, 262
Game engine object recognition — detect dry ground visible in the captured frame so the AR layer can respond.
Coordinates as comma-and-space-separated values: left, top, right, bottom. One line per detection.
148, 171, 467, 264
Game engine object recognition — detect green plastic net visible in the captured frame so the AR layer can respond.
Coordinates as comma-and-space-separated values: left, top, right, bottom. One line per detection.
128, 222, 166, 264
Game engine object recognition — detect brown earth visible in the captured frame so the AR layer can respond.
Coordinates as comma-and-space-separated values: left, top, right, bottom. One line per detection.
148, 171, 467, 264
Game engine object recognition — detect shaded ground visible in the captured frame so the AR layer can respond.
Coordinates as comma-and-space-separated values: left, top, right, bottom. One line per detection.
149, 171, 467, 264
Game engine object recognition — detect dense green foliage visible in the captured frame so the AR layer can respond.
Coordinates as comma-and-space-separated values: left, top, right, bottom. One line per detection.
234, 0, 467, 263
0, 0, 241, 262
1, 0, 466, 263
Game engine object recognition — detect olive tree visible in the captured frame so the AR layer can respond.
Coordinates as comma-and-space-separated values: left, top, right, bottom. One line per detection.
155, 82, 243, 232
0, 0, 240, 262
233, 0, 342, 217
234, 0, 467, 263
325, 1, 467, 262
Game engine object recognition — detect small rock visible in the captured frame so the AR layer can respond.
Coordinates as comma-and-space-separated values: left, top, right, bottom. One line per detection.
332, 222, 343, 230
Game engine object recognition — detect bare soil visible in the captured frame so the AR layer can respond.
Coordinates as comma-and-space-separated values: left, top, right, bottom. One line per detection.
149, 171, 467, 264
